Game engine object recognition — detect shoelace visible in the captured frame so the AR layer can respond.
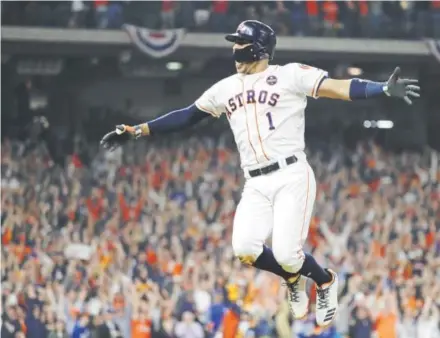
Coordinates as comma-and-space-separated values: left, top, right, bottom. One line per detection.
283, 280, 300, 303
316, 287, 330, 310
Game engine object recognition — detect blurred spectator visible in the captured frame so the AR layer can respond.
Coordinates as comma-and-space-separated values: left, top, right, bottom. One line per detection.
107, 1, 124, 29
305, 0, 320, 36
348, 304, 373, 338
259, 3, 278, 34
339, 1, 359, 37
272, 1, 291, 35
432, 0, 440, 38
51, 2, 72, 28
193, 1, 211, 30
209, 0, 230, 33
72, 313, 90, 338
410, 1, 429, 38
94, 0, 109, 29
131, 288, 153, 338
26, 306, 47, 338
48, 320, 69, 338
244, 3, 260, 23
321, 0, 340, 37
1, 305, 21, 338
161, 0, 176, 29
94, 311, 124, 338
289, 1, 308, 36
174, 311, 204, 338
69, 0, 86, 28
207, 292, 227, 335
366, 1, 384, 38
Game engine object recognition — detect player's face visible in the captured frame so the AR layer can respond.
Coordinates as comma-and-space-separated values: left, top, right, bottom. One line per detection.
233, 43, 253, 73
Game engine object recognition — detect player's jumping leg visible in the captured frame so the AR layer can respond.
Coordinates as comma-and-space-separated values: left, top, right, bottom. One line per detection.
232, 185, 299, 283
272, 162, 338, 327
252, 245, 302, 282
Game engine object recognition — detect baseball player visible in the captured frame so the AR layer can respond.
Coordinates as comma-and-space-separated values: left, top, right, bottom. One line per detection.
100, 20, 420, 327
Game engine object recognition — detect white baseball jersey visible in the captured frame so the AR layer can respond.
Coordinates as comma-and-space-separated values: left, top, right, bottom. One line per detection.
195, 63, 328, 171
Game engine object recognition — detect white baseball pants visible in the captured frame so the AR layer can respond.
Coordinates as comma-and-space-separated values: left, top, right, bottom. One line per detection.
232, 159, 316, 273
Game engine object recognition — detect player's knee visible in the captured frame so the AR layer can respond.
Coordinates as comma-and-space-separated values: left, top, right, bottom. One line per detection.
273, 247, 305, 274
232, 239, 261, 266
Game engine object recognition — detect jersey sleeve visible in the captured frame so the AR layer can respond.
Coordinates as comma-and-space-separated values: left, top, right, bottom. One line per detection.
284, 63, 329, 99
194, 82, 223, 118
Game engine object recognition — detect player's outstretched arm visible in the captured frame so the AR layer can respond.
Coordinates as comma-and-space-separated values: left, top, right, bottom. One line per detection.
125, 103, 210, 137
317, 67, 420, 105
100, 104, 210, 150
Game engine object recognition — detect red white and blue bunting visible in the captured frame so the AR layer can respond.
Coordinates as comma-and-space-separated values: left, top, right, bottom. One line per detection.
123, 24, 186, 59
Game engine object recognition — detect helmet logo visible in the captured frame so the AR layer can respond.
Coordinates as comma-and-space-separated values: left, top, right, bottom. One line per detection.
266, 75, 277, 86
237, 23, 254, 36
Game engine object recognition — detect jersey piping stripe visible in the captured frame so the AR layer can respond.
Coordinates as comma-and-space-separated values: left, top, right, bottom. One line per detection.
195, 102, 217, 117
252, 74, 271, 162
239, 78, 260, 164
299, 164, 310, 255
311, 72, 326, 98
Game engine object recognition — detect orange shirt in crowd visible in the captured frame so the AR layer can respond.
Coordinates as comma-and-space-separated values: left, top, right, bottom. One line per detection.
366, 158, 376, 168
426, 230, 435, 247
371, 240, 386, 258
348, 183, 361, 197
150, 171, 163, 190
222, 308, 240, 338
146, 249, 158, 265
86, 196, 103, 221
322, 1, 338, 23
131, 319, 152, 338
218, 148, 229, 164
2, 228, 12, 245
404, 296, 418, 312
358, 1, 368, 16
71, 153, 83, 168
368, 178, 380, 192
11, 244, 32, 263
99, 251, 112, 270
375, 313, 397, 338
94, 0, 108, 7
306, 0, 319, 16
212, 0, 228, 13
432, 1, 440, 9
19, 319, 27, 334
162, 0, 174, 12
308, 217, 321, 249
118, 193, 143, 222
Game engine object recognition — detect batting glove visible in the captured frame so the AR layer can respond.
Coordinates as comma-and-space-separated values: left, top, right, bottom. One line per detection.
384, 67, 420, 105
100, 124, 142, 151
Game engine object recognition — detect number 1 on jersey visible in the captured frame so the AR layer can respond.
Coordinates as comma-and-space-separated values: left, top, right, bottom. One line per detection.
266, 112, 275, 130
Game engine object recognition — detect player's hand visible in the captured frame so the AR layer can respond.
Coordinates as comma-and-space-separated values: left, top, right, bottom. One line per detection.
100, 124, 136, 151
384, 67, 420, 105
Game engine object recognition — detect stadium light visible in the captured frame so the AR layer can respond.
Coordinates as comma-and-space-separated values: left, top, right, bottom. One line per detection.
347, 66, 363, 76
377, 120, 394, 129
166, 62, 183, 71
363, 120, 394, 129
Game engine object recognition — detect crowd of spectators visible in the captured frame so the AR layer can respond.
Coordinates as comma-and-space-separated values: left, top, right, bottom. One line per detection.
1, 122, 439, 338
2, 1, 440, 39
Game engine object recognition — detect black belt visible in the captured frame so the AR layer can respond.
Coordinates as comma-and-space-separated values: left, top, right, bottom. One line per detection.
248, 155, 298, 178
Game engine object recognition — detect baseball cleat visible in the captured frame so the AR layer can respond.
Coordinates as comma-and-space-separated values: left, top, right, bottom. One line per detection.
286, 275, 309, 319
315, 269, 338, 327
